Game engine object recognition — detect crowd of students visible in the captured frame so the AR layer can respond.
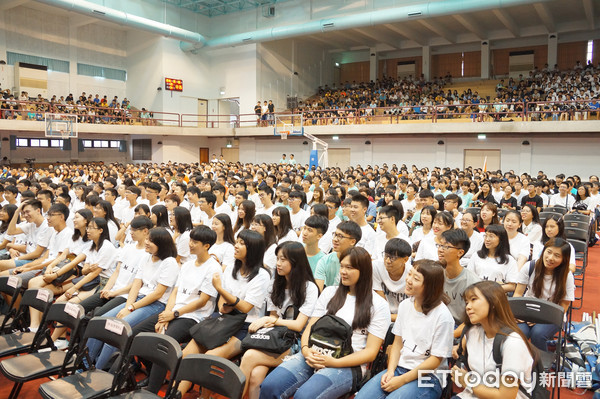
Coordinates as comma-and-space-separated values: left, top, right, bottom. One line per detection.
0, 159, 592, 398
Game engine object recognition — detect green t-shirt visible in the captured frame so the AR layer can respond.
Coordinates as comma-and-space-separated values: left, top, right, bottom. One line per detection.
314, 252, 341, 287
307, 251, 326, 275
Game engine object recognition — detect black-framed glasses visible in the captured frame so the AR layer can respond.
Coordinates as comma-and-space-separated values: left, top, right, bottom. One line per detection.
383, 253, 399, 262
435, 243, 459, 251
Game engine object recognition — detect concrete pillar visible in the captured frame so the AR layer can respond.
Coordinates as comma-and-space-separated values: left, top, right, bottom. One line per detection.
369, 48, 378, 81
422, 46, 431, 81
548, 33, 558, 70
68, 25, 78, 94
481, 41, 490, 79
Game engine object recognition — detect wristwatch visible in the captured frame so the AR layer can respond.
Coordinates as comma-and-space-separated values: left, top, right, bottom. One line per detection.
173, 310, 180, 318
127, 304, 135, 312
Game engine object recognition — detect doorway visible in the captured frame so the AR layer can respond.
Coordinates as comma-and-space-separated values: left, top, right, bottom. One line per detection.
198, 99, 208, 127
221, 147, 239, 163
199, 147, 209, 163
464, 149, 501, 171
328, 148, 351, 168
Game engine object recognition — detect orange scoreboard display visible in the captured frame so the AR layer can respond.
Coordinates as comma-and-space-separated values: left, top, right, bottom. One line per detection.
165, 78, 183, 92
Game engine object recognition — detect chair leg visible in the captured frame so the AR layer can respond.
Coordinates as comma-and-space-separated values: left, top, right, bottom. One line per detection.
8, 381, 23, 399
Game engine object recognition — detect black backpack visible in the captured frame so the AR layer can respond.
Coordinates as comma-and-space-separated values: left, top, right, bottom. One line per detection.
457, 325, 550, 399
308, 314, 353, 359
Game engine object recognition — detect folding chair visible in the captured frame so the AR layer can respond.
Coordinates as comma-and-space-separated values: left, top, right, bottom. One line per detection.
170, 354, 245, 399
464, 207, 481, 218
563, 220, 589, 231
497, 208, 508, 220
0, 302, 85, 399
0, 276, 22, 333
0, 288, 54, 359
509, 297, 565, 399
568, 239, 588, 310
546, 206, 568, 215
564, 228, 589, 242
107, 333, 183, 399
38, 316, 133, 399
539, 211, 563, 222
563, 213, 591, 224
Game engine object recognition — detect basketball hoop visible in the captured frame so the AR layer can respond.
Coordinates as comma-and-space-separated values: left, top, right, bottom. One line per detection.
280, 131, 289, 140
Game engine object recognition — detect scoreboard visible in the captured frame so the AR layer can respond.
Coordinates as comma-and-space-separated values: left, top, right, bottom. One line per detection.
165, 78, 183, 92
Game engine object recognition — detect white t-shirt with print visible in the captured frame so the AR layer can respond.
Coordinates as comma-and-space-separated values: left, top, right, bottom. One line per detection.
173, 257, 222, 322
18, 219, 53, 254
113, 245, 148, 298
209, 242, 235, 270
372, 259, 412, 314
266, 281, 319, 318
84, 242, 118, 279
221, 265, 270, 322
135, 256, 179, 304
467, 254, 519, 284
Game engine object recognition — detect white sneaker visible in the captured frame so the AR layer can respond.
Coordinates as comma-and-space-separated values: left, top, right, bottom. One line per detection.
55, 339, 69, 350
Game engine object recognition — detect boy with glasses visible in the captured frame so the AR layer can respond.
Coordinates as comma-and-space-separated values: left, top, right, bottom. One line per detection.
314, 221, 361, 291
373, 205, 409, 262
373, 238, 412, 322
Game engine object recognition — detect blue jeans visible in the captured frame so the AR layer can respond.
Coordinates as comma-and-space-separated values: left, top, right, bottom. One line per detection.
86, 296, 165, 370
355, 367, 442, 399
259, 353, 355, 399
518, 322, 559, 351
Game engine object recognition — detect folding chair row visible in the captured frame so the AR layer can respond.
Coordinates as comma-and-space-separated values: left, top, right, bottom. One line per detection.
0, 276, 23, 333
563, 213, 591, 224
564, 227, 589, 243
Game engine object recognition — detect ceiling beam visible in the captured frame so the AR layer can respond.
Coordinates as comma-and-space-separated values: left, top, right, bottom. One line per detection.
533, 2, 555, 33
353, 28, 398, 49
418, 19, 456, 43
0, 0, 30, 12
453, 14, 486, 40
309, 33, 351, 50
383, 23, 427, 46
582, 0, 595, 30
492, 9, 519, 38
70, 16, 97, 28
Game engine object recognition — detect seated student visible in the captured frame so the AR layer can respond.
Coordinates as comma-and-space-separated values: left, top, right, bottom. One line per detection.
0, 205, 23, 256
503, 210, 530, 270
137, 225, 222, 394
302, 215, 328, 275
288, 191, 309, 233
520, 204, 543, 244
260, 247, 390, 399
415, 211, 454, 262
453, 280, 535, 398
256, 186, 277, 217
240, 241, 319, 399
373, 204, 409, 262
171, 206, 193, 264
467, 224, 518, 293
514, 237, 574, 351
273, 206, 299, 244
458, 212, 483, 267
250, 214, 278, 272
532, 215, 576, 272
0, 200, 53, 272
175, 229, 270, 397
407, 189, 435, 229
437, 229, 480, 332
348, 194, 377, 254
209, 213, 236, 270
476, 203, 499, 233
356, 259, 454, 399
373, 238, 412, 321
314, 220, 361, 291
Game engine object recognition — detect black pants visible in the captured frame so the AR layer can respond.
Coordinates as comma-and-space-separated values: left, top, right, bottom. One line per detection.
79, 293, 126, 316
132, 315, 197, 393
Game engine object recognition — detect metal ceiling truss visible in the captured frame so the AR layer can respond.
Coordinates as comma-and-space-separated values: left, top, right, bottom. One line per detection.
162, 0, 280, 17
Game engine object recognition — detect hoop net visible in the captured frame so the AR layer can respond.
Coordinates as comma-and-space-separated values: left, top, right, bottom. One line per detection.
45, 113, 78, 139
274, 114, 303, 139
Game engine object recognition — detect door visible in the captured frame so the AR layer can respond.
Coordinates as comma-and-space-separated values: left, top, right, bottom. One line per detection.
221, 147, 239, 163
199, 147, 209, 163
198, 99, 208, 127
328, 148, 351, 168
464, 149, 501, 171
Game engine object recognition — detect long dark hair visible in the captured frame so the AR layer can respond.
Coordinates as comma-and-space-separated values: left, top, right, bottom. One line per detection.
96, 200, 119, 227
271, 242, 316, 310
0, 204, 18, 234
521, 204, 540, 225
214, 213, 235, 245
233, 229, 265, 281
151, 205, 170, 228
477, 224, 511, 265
253, 214, 277, 248
541, 215, 566, 244
90, 217, 110, 251
273, 206, 294, 241
412, 259, 449, 315
149, 227, 178, 260
72, 208, 93, 242
477, 202, 499, 229
172, 206, 193, 234
234, 200, 255, 233
532, 238, 571, 304
326, 247, 373, 330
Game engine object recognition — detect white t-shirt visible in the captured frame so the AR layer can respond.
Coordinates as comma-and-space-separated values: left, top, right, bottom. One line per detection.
393, 298, 454, 370
516, 265, 575, 302
312, 287, 391, 356
173, 257, 222, 322
372, 260, 412, 314
209, 242, 235, 270
263, 243, 277, 273
522, 222, 542, 244
278, 229, 299, 244
467, 254, 519, 284
46, 227, 74, 259
549, 194, 575, 209
112, 245, 148, 298
135, 256, 179, 304
84, 242, 119, 279
414, 234, 439, 262
289, 209, 309, 232
107, 220, 119, 245
396, 220, 410, 238
458, 326, 533, 399
175, 231, 191, 263
266, 281, 319, 318
357, 223, 377, 254
67, 237, 93, 258
460, 230, 484, 267
189, 205, 207, 225
18, 219, 53, 254
401, 198, 417, 213
221, 265, 270, 322
508, 233, 530, 261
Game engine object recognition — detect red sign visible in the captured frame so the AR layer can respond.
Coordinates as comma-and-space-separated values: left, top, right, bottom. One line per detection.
165, 78, 183, 92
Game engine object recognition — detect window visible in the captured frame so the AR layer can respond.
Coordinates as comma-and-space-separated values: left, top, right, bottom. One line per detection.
77, 63, 127, 81
7, 52, 70, 73
15, 138, 63, 147
83, 139, 119, 149
587, 40, 594, 65
110, 140, 120, 148
16, 138, 28, 147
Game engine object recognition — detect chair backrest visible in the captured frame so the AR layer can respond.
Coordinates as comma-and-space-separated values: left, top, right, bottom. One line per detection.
82, 317, 132, 355
173, 354, 246, 399
127, 332, 182, 377
45, 302, 85, 332
564, 227, 588, 242
0, 275, 22, 298
563, 213, 591, 224
567, 239, 588, 257
546, 206, 568, 215
564, 220, 589, 230
539, 211, 563, 222
497, 208, 508, 220
464, 207, 481, 217
20, 288, 54, 314
508, 297, 564, 328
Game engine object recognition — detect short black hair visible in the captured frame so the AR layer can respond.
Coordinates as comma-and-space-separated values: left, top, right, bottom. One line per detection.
304, 215, 329, 235
48, 203, 69, 220
441, 229, 470, 258
337, 220, 362, 244
130, 215, 153, 230
384, 238, 412, 258
200, 191, 216, 208
190, 225, 217, 248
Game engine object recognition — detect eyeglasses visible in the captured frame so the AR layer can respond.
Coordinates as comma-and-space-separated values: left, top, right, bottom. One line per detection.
435, 243, 460, 251
46, 213, 61, 218
383, 253, 399, 262
332, 232, 352, 240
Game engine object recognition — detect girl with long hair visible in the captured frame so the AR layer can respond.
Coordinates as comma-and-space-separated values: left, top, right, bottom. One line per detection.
503, 210, 530, 270
514, 237, 575, 350
176, 229, 270, 397
410, 206, 436, 244
453, 280, 536, 398
520, 204, 542, 244
260, 247, 390, 399
240, 241, 319, 399
309, 187, 324, 205
234, 200, 256, 237
0, 205, 20, 253
92, 200, 120, 244
272, 206, 298, 243
532, 215, 576, 272
251, 214, 278, 272
150, 204, 171, 230
476, 203, 499, 233
472, 181, 496, 205
458, 212, 483, 267
209, 213, 236, 270
414, 211, 454, 261
170, 206, 193, 264
356, 259, 453, 399
467, 224, 518, 292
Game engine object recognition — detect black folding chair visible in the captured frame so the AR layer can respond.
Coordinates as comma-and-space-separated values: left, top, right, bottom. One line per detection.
563, 213, 591, 224
509, 297, 565, 399
563, 220, 588, 231
568, 239, 588, 310
464, 207, 481, 218
546, 206, 568, 215
539, 211, 563, 223
0, 302, 85, 399
564, 227, 589, 242
0, 276, 22, 333
0, 288, 54, 359
497, 208, 508, 220
38, 316, 133, 399
107, 333, 183, 399
170, 354, 245, 399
